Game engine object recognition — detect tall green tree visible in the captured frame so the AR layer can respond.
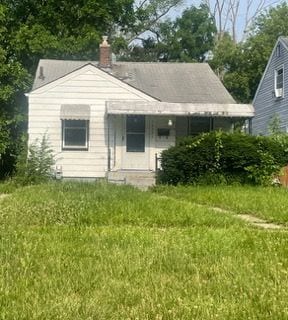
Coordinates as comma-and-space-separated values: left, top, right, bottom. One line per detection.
126, 3, 217, 62
174, 3, 216, 61
128, 0, 182, 43
0, 4, 30, 178
3, 0, 135, 73
210, 34, 251, 102
210, 2, 288, 103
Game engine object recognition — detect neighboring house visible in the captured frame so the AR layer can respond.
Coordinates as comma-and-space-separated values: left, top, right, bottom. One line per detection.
253, 36, 288, 135
27, 37, 254, 186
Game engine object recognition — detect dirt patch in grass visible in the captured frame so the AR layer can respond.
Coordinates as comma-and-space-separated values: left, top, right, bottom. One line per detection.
0, 194, 8, 200
237, 214, 284, 230
204, 205, 286, 230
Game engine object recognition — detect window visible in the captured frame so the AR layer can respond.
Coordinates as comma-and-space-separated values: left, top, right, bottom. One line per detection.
126, 115, 145, 152
189, 117, 213, 136
62, 120, 89, 150
275, 67, 284, 98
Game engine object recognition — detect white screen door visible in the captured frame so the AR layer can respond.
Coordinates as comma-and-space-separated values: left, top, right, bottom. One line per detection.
121, 115, 150, 170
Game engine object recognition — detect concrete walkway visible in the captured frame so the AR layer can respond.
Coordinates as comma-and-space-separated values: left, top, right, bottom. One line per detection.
207, 205, 285, 230
157, 195, 286, 230
237, 214, 284, 230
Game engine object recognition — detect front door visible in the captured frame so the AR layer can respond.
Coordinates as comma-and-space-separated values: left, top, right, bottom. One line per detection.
121, 115, 150, 170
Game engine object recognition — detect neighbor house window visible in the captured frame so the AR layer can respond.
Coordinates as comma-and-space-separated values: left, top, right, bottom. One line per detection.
275, 67, 284, 98
62, 120, 89, 150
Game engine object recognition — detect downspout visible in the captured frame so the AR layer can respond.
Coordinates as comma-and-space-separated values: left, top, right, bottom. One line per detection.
107, 112, 111, 172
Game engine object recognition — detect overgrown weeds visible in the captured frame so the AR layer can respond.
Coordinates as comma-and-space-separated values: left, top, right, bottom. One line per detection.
14, 134, 54, 185
1, 182, 287, 319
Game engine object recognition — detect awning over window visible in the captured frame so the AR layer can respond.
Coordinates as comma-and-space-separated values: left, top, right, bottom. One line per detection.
106, 101, 254, 118
60, 104, 90, 120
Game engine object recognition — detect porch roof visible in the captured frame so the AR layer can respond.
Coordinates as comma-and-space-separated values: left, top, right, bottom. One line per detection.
106, 101, 254, 118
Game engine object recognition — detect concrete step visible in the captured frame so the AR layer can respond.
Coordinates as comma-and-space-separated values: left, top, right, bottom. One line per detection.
107, 171, 156, 189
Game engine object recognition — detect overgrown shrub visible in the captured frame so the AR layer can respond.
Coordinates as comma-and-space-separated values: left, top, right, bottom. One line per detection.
158, 131, 288, 186
14, 134, 54, 185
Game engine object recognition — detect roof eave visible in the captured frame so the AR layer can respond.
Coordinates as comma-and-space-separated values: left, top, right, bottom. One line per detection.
106, 101, 254, 118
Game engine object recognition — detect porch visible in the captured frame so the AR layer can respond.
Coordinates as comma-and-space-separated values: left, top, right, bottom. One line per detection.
105, 101, 254, 188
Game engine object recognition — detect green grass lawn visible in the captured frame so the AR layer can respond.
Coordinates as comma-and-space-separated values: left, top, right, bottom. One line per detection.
1, 182, 288, 319
154, 185, 288, 225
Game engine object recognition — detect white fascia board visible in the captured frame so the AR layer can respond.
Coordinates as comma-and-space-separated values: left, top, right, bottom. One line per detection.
107, 101, 255, 118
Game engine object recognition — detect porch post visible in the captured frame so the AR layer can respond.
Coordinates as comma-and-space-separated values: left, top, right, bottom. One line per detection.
248, 119, 252, 135
210, 117, 214, 131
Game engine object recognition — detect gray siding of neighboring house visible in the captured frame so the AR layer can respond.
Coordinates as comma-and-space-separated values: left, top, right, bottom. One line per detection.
253, 39, 288, 135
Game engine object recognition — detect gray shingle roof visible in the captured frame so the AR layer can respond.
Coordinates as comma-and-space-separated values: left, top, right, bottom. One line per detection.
32, 60, 98, 90
32, 59, 235, 104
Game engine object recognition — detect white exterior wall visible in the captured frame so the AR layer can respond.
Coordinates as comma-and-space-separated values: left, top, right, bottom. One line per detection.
153, 116, 176, 156
28, 65, 156, 178
110, 115, 176, 171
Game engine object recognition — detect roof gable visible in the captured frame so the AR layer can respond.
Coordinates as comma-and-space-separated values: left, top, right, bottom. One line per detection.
29, 63, 157, 101
253, 36, 288, 104
32, 60, 98, 91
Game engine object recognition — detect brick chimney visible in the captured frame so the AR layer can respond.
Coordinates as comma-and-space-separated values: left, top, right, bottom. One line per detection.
99, 36, 111, 68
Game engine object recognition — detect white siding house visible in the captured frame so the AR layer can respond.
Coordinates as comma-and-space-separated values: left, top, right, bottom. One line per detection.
27, 38, 254, 186
28, 64, 157, 179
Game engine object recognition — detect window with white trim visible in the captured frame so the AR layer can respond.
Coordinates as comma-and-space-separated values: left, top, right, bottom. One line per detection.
275, 67, 284, 98
62, 120, 89, 150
